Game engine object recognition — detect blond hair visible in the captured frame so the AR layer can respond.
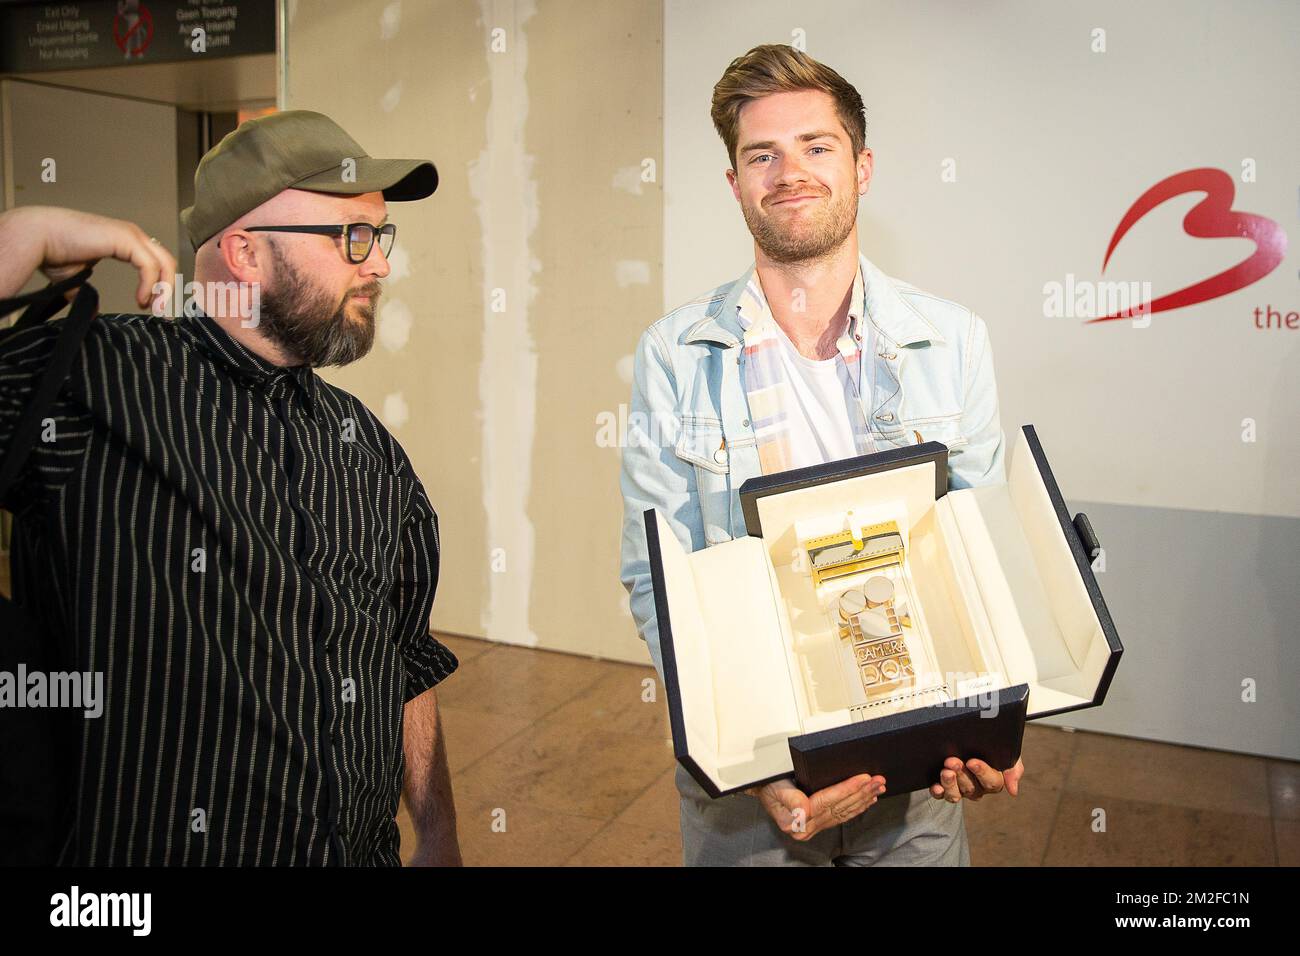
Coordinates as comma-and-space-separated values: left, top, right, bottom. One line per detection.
711, 44, 867, 168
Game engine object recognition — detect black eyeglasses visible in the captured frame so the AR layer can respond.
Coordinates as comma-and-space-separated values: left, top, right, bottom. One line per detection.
243, 222, 397, 264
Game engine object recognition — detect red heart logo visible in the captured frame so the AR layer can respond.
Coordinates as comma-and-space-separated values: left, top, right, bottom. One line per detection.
1090, 167, 1287, 323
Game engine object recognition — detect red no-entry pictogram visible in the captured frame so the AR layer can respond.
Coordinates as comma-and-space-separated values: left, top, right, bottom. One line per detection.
113, 3, 155, 59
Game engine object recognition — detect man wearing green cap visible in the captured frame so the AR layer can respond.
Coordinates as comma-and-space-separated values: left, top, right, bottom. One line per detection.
0, 111, 459, 866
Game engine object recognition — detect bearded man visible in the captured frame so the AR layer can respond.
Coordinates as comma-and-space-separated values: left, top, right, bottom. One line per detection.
0, 111, 459, 866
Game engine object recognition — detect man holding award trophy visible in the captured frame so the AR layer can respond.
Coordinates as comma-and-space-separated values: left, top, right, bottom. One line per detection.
620, 44, 1025, 866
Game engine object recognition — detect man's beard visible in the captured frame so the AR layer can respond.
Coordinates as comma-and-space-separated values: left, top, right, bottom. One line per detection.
741, 183, 858, 264
256, 242, 380, 368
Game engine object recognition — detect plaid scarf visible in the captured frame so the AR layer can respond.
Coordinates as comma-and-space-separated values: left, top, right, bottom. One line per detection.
737, 266, 880, 474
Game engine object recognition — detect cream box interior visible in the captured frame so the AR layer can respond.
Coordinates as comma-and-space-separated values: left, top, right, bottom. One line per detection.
646, 424, 1122, 797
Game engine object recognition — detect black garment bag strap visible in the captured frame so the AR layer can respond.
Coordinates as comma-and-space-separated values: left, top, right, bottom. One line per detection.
0, 266, 97, 498
0, 265, 95, 865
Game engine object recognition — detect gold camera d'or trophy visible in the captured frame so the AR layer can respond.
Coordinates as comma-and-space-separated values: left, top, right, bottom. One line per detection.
803, 515, 946, 715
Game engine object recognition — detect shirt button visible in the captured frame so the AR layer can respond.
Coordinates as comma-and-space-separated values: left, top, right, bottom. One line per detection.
742, 419, 750, 428
876, 411, 895, 422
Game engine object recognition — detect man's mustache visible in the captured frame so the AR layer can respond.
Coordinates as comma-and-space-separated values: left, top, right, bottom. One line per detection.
343, 282, 383, 315
765, 188, 828, 208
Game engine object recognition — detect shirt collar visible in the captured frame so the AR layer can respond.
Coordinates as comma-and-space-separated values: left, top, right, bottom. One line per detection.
733, 262, 867, 342
685, 252, 946, 349
179, 308, 320, 412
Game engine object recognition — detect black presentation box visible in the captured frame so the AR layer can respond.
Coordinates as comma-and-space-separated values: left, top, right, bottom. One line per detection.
645, 424, 1122, 797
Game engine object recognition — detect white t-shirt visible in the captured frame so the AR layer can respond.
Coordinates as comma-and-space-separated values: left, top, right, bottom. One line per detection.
773, 323, 858, 469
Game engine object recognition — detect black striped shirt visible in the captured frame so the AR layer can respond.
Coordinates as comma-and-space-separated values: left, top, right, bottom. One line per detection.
0, 307, 457, 865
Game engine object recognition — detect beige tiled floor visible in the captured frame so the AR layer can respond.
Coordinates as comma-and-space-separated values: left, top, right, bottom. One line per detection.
403, 633, 1298, 867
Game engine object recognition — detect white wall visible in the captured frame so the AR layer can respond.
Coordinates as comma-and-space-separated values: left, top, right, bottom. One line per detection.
285, 0, 664, 664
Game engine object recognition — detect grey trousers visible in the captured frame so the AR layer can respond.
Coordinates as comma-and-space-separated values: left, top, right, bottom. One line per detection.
676, 766, 970, 867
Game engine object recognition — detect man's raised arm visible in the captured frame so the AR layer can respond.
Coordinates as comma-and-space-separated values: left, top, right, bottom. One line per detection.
0, 206, 175, 304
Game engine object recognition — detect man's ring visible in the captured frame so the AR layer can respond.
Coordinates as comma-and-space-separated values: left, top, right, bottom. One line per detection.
149, 237, 160, 245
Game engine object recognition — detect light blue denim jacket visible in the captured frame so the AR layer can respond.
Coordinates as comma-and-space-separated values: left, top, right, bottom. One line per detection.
619, 252, 1006, 676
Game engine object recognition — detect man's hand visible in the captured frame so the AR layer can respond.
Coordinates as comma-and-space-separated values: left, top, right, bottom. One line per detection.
747, 774, 886, 841
0, 206, 176, 308
930, 756, 1024, 803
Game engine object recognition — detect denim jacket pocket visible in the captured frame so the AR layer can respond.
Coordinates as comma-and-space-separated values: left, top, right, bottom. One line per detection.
878, 414, 969, 452
909, 415, 969, 451
673, 417, 733, 545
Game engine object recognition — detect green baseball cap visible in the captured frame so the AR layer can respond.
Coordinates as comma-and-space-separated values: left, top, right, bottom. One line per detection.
180, 109, 438, 250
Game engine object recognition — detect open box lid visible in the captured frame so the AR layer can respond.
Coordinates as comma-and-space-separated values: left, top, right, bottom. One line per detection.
645, 425, 1123, 797
740, 440, 951, 536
